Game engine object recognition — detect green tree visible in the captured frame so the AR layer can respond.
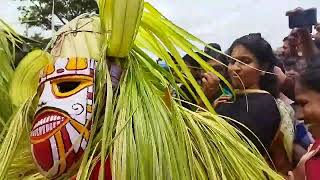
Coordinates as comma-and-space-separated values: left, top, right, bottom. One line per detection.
18, 0, 98, 30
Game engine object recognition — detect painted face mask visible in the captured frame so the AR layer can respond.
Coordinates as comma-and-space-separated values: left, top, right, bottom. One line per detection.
30, 57, 96, 178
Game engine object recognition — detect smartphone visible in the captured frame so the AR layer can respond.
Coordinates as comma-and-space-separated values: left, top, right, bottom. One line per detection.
288, 8, 317, 32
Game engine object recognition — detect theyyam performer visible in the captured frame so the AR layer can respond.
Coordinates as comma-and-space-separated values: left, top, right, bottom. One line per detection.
0, 0, 283, 179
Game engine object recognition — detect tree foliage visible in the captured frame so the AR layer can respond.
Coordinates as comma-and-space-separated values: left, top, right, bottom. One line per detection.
18, 0, 98, 30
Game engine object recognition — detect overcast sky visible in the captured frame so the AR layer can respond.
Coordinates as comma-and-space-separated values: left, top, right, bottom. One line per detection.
1, 0, 320, 50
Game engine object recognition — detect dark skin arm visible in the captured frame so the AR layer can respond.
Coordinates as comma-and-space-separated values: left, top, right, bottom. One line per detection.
198, 72, 220, 109
288, 28, 319, 60
286, 8, 319, 60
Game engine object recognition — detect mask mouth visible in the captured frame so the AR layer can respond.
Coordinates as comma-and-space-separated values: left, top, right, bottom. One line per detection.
31, 108, 70, 143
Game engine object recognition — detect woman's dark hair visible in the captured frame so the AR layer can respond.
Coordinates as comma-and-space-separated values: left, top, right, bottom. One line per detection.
216, 53, 229, 65
227, 33, 280, 97
183, 52, 210, 68
204, 43, 222, 60
299, 54, 320, 92
206, 43, 222, 51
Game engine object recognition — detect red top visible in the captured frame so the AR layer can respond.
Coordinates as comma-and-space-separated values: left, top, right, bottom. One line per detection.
306, 139, 320, 180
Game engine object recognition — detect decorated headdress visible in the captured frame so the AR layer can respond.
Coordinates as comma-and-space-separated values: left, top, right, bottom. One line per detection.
0, 1, 283, 179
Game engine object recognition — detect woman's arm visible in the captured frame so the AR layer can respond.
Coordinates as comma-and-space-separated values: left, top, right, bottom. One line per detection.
287, 28, 319, 60
286, 8, 319, 60
198, 72, 220, 109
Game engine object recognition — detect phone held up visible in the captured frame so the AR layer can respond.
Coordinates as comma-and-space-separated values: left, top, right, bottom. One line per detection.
287, 8, 317, 33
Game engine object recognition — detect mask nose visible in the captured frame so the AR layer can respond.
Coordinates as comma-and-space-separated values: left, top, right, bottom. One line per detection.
38, 101, 47, 108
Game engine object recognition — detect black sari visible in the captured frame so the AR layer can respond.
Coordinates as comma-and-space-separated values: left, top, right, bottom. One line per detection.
216, 92, 281, 155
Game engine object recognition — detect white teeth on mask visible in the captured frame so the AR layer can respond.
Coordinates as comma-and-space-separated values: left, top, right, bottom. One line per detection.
53, 121, 57, 128
33, 123, 38, 130
40, 126, 45, 135
49, 123, 53, 131
38, 126, 42, 136
43, 125, 46, 134
45, 123, 52, 133
42, 118, 46, 125
45, 117, 50, 123
31, 115, 66, 137
45, 124, 50, 133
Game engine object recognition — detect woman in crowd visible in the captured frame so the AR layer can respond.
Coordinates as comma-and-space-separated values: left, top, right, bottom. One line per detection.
202, 33, 291, 174
182, 51, 230, 109
288, 55, 320, 180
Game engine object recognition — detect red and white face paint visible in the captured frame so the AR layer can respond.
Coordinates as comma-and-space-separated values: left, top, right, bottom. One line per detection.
30, 57, 96, 178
